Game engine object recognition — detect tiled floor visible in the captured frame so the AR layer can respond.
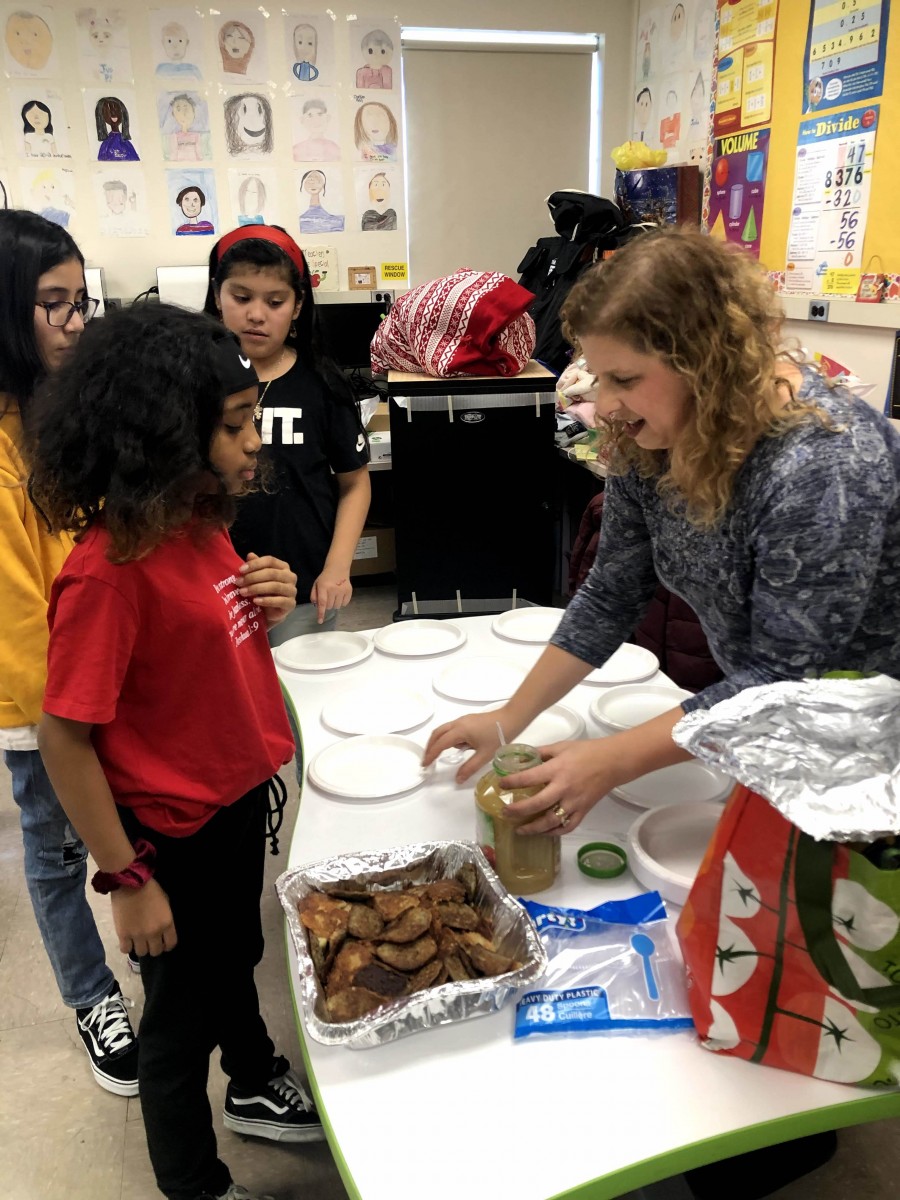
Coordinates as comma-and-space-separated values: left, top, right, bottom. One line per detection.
0, 581, 896, 1199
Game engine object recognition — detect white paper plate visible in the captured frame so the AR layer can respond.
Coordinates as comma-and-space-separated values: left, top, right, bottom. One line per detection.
373, 619, 466, 658
321, 686, 433, 737
432, 657, 528, 704
610, 760, 733, 810
307, 735, 427, 799
582, 643, 659, 686
274, 631, 373, 672
491, 607, 563, 644
628, 802, 723, 907
590, 683, 694, 732
518, 704, 585, 745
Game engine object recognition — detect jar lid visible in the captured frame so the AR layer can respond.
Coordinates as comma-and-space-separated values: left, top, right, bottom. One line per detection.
577, 841, 628, 879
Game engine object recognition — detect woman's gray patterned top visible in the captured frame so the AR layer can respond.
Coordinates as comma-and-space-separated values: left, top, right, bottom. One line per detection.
552, 368, 900, 712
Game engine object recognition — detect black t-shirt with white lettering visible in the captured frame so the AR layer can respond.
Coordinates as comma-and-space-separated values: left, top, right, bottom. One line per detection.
229, 356, 369, 598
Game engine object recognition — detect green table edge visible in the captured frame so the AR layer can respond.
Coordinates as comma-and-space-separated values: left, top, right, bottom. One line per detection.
278, 682, 900, 1200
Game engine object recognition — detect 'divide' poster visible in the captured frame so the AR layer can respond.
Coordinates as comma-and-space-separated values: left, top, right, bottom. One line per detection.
784, 103, 879, 295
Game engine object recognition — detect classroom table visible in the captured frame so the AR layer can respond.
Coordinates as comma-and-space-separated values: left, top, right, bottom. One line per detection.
277, 614, 900, 1200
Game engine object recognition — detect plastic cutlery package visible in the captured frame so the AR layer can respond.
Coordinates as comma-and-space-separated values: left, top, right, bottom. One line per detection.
514, 892, 693, 1038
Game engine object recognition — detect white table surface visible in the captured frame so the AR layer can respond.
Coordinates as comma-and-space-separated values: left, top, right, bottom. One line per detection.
278, 613, 900, 1200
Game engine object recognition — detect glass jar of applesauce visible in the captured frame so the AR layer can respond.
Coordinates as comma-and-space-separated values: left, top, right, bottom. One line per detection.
475, 744, 560, 895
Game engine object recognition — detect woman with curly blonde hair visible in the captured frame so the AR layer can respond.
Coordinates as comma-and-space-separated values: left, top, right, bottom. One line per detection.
425, 226, 900, 831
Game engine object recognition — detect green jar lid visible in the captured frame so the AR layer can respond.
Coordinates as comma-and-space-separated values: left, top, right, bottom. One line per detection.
577, 841, 628, 879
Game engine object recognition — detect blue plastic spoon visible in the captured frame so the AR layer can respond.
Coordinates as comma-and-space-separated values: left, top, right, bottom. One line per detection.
631, 932, 660, 1001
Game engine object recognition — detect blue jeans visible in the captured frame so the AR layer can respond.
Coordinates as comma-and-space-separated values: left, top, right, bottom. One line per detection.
4, 748, 114, 1010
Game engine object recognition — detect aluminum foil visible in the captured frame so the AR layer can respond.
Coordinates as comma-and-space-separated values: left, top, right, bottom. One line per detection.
275, 840, 548, 1050
673, 674, 900, 843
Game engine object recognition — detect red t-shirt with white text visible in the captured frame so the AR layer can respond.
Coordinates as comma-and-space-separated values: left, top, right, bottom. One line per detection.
43, 523, 294, 836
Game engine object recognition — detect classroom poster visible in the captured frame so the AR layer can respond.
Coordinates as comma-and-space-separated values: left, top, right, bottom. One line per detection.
707, 126, 769, 256
2, 5, 59, 77
714, 0, 779, 134
92, 164, 148, 236
803, 0, 891, 113
303, 243, 338, 290
634, 2, 717, 165
213, 11, 270, 84
11, 86, 72, 158
348, 17, 398, 91
784, 103, 878, 295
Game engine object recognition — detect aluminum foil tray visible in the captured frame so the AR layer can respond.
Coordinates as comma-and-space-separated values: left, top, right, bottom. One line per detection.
276, 840, 548, 1049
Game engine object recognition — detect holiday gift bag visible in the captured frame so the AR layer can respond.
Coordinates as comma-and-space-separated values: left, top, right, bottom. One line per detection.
677, 783, 900, 1086
673, 676, 900, 1088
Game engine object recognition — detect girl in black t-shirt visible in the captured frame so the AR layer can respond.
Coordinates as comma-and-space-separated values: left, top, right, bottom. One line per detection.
204, 224, 370, 643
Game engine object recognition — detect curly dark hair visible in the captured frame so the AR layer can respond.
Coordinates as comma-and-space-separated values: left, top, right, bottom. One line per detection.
28, 303, 241, 563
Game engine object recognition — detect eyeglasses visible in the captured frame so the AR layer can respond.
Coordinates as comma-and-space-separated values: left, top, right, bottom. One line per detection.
35, 297, 100, 327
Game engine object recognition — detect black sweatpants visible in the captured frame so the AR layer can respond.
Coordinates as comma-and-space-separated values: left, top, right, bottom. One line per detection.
120, 785, 278, 1200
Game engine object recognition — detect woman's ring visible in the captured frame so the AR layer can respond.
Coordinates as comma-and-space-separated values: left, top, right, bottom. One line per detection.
554, 804, 570, 828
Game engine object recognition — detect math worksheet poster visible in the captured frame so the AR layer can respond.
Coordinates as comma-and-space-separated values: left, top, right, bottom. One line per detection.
803, 0, 891, 113
784, 103, 878, 295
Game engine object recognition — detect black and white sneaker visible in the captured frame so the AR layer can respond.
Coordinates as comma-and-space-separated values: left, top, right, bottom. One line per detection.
223, 1067, 324, 1143
75, 983, 139, 1097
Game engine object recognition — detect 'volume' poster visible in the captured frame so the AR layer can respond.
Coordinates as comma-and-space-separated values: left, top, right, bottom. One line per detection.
707, 126, 770, 256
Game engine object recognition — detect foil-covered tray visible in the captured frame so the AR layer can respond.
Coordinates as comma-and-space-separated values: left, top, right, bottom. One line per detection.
276, 840, 548, 1049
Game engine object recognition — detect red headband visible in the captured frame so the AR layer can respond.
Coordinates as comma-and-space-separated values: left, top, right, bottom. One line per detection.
215, 224, 308, 278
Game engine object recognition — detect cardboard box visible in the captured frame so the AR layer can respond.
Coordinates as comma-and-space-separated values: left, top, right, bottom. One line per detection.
351, 526, 396, 577
367, 402, 390, 433
368, 431, 391, 464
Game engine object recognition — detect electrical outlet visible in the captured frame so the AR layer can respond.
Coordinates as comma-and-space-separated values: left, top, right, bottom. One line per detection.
371, 290, 394, 305
808, 300, 830, 321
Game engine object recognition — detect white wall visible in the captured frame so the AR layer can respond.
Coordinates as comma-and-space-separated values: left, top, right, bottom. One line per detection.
0, 1, 637, 303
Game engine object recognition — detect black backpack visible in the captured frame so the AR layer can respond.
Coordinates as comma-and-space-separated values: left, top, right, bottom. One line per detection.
517, 191, 628, 374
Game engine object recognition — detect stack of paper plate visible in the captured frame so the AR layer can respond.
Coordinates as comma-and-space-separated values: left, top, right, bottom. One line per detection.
274, 631, 373, 672
491, 607, 562, 644
590, 683, 694, 732
628, 802, 723, 906
373, 620, 466, 657
307, 735, 427, 800
432, 657, 527, 704
610, 761, 733, 810
582, 643, 659, 686
321, 686, 433, 736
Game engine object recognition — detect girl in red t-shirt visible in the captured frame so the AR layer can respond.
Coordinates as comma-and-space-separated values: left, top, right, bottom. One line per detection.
31, 304, 321, 1200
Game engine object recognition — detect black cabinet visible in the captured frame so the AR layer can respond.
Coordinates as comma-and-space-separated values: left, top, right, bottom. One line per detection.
387, 370, 558, 615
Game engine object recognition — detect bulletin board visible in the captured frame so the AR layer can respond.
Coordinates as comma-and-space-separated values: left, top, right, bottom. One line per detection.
757, 1, 900, 277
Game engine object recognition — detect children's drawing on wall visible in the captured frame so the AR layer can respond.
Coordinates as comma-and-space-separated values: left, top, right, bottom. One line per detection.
285, 14, 334, 86
354, 165, 401, 232
158, 90, 211, 161
635, 11, 657, 84
633, 86, 654, 142
658, 84, 681, 150
290, 90, 340, 162
227, 166, 277, 226
93, 165, 147, 236
223, 92, 274, 158
167, 168, 218, 236
693, 3, 715, 64
149, 9, 203, 83
4, 6, 58, 77
297, 169, 344, 234
75, 7, 133, 84
665, 2, 688, 70
303, 244, 338, 291
353, 99, 399, 162
85, 90, 140, 161
217, 14, 268, 82
688, 69, 708, 163
20, 165, 75, 227
353, 22, 396, 90
13, 88, 71, 158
